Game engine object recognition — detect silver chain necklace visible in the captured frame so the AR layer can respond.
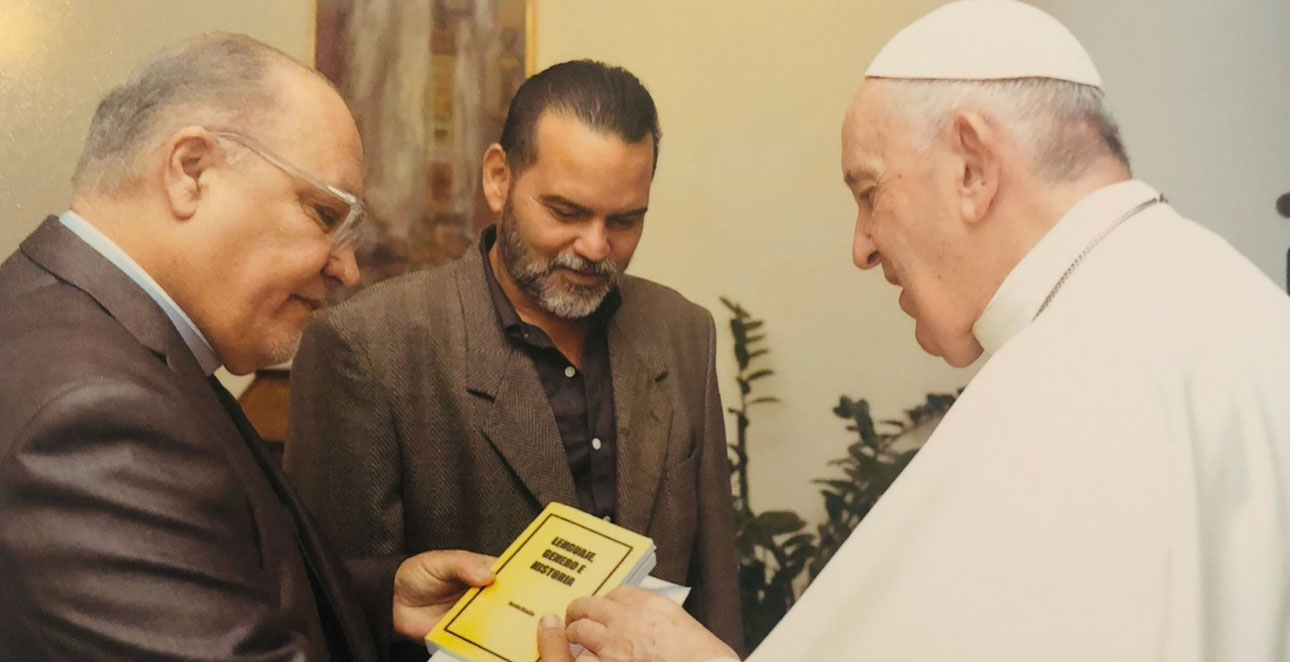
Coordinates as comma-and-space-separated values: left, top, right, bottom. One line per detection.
1033, 193, 1166, 319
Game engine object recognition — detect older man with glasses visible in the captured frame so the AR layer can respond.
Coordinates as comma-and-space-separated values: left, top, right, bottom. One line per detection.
0, 33, 494, 662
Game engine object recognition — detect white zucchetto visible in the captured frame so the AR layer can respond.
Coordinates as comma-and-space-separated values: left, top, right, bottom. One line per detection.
865, 0, 1103, 88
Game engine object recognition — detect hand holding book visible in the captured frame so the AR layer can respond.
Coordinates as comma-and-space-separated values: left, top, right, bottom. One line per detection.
393, 550, 498, 639
426, 503, 660, 662
536, 586, 740, 662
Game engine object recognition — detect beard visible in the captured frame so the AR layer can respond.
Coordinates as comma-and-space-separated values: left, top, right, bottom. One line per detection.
497, 201, 620, 320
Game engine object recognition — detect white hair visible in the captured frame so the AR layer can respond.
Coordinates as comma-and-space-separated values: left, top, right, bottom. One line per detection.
882, 77, 1130, 181
71, 33, 309, 196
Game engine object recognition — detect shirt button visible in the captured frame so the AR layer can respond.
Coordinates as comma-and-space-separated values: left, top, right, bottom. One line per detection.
564, 366, 576, 378
591, 437, 602, 451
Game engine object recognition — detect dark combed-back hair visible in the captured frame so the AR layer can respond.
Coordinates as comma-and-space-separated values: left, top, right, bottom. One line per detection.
499, 59, 661, 174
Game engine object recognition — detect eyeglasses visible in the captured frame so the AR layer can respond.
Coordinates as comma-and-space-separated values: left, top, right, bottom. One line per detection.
210, 130, 365, 251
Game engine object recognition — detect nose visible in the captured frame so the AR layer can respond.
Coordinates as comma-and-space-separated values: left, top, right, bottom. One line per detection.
852, 219, 880, 270
325, 243, 361, 288
573, 221, 611, 263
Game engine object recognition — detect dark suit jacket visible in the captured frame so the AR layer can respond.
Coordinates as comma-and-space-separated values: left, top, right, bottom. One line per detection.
286, 247, 744, 652
0, 217, 399, 662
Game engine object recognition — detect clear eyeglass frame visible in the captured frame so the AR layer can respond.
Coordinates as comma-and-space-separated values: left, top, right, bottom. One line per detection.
209, 130, 365, 251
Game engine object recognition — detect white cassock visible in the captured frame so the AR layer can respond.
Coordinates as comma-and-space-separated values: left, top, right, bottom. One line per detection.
750, 180, 1290, 661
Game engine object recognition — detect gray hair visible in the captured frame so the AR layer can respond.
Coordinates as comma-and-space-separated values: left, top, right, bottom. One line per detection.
72, 32, 304, 195
883, 78, 1130, 181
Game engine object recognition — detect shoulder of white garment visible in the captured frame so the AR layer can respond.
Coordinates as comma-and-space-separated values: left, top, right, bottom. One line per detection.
972, 179, 1162, 355
742, 193, 1290, 660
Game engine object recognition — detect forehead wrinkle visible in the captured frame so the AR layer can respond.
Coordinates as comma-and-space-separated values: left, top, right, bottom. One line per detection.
843, 106, 888, 187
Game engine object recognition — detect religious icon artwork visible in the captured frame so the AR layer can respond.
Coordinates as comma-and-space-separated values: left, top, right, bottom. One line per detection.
315, 0, 532, 292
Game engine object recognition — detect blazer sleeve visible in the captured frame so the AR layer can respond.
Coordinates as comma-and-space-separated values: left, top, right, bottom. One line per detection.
286, 313, 405, 558
685, 312, 746, 655
342, 554, 404, 660
0, 379, 324, 662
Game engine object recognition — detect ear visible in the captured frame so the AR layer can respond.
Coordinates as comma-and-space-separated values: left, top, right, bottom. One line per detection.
481, 143, 512, 215
163, 126, 221, 221
949, 112, 1000, 224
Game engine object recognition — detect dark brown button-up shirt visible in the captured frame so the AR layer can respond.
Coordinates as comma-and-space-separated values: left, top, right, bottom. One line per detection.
479, 226, 620, 520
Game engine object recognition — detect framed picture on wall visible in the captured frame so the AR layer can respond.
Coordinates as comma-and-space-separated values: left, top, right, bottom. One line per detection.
315, 0, 536, 291
239, 0, 535, 455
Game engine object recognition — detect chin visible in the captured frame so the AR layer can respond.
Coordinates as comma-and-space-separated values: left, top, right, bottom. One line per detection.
263, 332, 303, 367
915, 324, 983, 368
936, 338, 985, 368
941, 350, 983, 368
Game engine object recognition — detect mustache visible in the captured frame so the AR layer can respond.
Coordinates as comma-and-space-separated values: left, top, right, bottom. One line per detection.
549, 251, 618, 277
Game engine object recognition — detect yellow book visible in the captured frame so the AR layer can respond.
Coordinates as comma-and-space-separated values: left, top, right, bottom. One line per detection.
426, 502, 657, 662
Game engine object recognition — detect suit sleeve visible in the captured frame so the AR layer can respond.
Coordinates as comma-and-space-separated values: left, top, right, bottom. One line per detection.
286, 313, 406, 558
685, 312, 746, 654
0, 380, 322, 662
342, 554, 404, 659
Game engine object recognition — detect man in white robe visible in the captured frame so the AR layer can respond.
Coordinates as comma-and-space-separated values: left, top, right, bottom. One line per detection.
535, 1, 1290, 661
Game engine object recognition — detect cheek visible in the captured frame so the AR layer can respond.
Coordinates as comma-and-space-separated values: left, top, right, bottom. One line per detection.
514, 208, 567, 254
610, 228, 644, 267
248, 250, 329, 310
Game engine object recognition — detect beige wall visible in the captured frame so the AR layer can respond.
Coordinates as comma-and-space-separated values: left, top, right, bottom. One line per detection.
536, 0, 974, 524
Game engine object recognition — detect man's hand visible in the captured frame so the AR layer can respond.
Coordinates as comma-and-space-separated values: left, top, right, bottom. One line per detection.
392, 550, 496, 639
557, 586, 738, 662
537, 614, 578, 662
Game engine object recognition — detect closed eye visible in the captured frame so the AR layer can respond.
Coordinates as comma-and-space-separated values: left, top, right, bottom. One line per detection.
313, 204, 341, 230
548, 205, 588, 222
608, 213, 644, 230
858, 186, 877, 208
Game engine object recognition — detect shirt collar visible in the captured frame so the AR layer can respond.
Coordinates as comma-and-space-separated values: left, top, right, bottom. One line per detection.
972, 179, 1162, 355
478, 225, 622, 343
58, 211, 222, 375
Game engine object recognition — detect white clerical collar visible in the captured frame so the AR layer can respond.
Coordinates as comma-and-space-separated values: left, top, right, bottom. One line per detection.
59, 211, 222, 375
972, 179, 1162, 355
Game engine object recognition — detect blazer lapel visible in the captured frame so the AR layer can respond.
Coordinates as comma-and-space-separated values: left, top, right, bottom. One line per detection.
209, 378, 376, 662
458, 250, 579, 508
608, 304, 673, 534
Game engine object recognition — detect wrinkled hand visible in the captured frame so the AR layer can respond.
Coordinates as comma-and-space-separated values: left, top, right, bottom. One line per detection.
392, 550, 496, 639
557, 586, 737, 662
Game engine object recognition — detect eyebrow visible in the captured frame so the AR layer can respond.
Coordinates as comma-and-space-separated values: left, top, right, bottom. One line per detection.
843, 164, 880, 188
540, 194, 648, 218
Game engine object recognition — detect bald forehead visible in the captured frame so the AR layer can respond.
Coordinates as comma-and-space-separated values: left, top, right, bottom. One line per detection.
262, 62, 364, 192
264, 62, 350, 130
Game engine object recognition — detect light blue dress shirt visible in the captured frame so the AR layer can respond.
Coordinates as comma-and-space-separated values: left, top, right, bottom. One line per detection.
59, 210, 221, 375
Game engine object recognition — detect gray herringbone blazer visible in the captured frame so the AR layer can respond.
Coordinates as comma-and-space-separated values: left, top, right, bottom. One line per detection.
285, 247, 743, 652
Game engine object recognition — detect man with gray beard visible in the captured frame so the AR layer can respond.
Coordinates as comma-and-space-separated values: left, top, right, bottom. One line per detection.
286, 60, 744, 659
